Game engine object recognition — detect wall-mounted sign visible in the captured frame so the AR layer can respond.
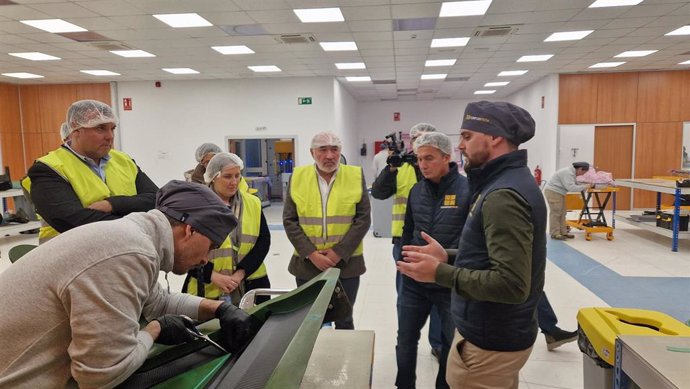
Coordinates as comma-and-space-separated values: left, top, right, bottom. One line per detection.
298, 97, 312, 105
123, 97, 132, 111
394, 112, 400, 121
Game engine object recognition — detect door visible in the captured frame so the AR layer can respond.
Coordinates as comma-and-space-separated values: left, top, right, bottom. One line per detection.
594, 125, 633, 210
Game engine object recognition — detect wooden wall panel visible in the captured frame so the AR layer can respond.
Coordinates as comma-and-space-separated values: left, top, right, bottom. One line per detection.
559, 74, 598, 124
38, 84, 77, 133
19, 85, 42, 132
75, 83, 111, 105
636, 71, 684, 123
596, 73, 638, 123
41, 132, 61, 156
682, 70, 690, 121
0, 83, 21, 133
594, 125, 633, 210
22, 132, 44, 168
633, 122, 683, 208
0, 132, 25, 180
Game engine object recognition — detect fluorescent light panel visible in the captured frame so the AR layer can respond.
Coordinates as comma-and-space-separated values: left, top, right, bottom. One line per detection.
665, 26, 690, 36
431, 37, 470, 48
153, 13, 212, 28
212, 45, 254, 55
517, 54, 553, 62
439, 1, 492, 17
474, 90, 496, 95
248, 65, 281, 72
544, 30, 593, 42
2, 72, 43, 79
20, 19, 86, 33
81, 70, 120, 76
589, 0, 643, 7
498, 70, 527, 76
589, 61, 625, 68
421, 74, 447, 80
293, 8, 344, 23
335, 62, 366, 70
162, 68, 199, 74
346, 76, 371, 82
425, 59, 456, 67
110, 50, 155, 58
484, 81, 509, 87
615, 50, 656, 57
9, 52, 60, 61
679, 59, 690, 65
320, 41, 357, 51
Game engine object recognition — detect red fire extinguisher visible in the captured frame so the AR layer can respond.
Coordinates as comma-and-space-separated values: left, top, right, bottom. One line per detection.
534, 165, 542, 186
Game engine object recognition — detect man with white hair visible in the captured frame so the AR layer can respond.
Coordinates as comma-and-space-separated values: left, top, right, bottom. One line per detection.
26, 99, 158, 243
283, 131, 371, 329
395, 132, 470, 389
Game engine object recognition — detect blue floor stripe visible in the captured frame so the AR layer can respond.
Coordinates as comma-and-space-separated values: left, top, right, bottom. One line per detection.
547, 239, 690, 322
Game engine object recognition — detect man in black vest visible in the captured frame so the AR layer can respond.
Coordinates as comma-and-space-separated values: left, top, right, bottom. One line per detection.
398, 101, 546, 389
395, 132, 470, 389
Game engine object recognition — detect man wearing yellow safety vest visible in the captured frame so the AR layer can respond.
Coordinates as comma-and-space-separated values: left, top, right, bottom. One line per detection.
25, 100, 158, 243
283, 132, 371, 329
371, 123, 445, 359
183, 152, 272, 305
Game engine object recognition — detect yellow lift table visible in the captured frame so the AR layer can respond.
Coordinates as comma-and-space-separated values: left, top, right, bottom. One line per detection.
567, 187, 619, 241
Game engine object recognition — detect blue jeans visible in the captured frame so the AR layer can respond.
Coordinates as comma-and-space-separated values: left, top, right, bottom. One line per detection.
296, 276, 359, 329
538, 291, 558, 333
396, 275, 453, 389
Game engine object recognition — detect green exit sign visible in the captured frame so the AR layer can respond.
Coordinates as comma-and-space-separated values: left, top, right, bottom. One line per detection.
298, 97, 312, 105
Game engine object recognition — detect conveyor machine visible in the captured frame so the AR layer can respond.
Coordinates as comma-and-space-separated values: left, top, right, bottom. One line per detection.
117, 268, 351, 389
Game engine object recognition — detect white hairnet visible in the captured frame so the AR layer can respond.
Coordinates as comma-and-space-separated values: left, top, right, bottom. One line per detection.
413, 132, 452, 156
59, 122, 70, 142
66, 100, 117, 135
195, 143, 222, 162
409, 123, 437, 138
310, 131, 342, 149
204, 152, 244, 183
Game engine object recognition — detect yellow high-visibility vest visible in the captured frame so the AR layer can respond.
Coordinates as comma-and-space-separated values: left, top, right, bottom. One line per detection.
188, 189, 265, 299
31, 147, 138, 242
391, 163, 417, 238
290, 164, 363, 256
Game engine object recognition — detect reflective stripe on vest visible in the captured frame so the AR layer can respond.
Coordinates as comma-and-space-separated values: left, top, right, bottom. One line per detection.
188, 189, 264, 299
290, 164, 363, 256
33, 148, 138, 242
391, 163, 417, 237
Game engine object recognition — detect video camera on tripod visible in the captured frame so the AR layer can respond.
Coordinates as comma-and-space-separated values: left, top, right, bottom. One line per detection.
385, 131, 417, 168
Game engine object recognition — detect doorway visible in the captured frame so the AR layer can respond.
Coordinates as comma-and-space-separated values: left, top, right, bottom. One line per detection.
227, 137, 295, 201
594, 125, 633, 210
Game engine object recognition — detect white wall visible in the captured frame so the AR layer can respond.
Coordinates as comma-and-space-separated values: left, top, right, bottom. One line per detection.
333, 80, 359, 166
506, 74, 560, 178
557, 125, 595, 171
115, 77, 335, 186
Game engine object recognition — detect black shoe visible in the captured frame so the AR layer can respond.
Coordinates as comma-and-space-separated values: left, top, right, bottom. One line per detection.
431, 347, 441, 362
544, 328, 578, 351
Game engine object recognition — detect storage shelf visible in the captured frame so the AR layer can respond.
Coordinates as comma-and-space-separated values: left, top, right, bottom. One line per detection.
614, 213, 690, 240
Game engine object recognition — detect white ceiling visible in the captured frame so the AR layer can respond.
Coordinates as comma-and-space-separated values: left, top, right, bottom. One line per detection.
0, 0, 689, 101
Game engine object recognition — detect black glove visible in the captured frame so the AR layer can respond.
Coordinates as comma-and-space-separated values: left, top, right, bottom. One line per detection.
154, 314, 197, 345
215, 302, 260, 354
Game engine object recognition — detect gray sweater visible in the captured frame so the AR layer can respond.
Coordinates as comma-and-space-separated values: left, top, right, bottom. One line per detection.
544, 166, 590, 195
0, 210, 203, 389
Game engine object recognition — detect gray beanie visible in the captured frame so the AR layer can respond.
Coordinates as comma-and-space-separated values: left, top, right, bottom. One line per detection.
461, 101, 535, 145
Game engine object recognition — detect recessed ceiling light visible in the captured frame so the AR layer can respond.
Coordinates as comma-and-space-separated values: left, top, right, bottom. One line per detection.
679, 59, 690, 65
153, 13, 212, 28
431, 37, 470, 48
421, 74, 447, 80
498, 70, 528, 76
425, 59, 457, 67
589, 61, 625, 68
320, 41, 358, 51
162, 68, 199, 74
2, 72, 44, 79
474, 90, 496, 95
110, 50, 155, 58
517, 54, 553, 62
589, 0, 643, 7
335, 62, 366, 70
248, 65, 281, 72
439, 1, 492, 17
544, 30, 594, 42
665, 25, 690, 36
293, 8, 344, 23
346, 76, 371, 82
212, 45, 255, 55
9, 52, 60, 61
614, 50, 657, 57
20, 19, 86, 33
80, 70, 120, 76
484, 81, 509, 87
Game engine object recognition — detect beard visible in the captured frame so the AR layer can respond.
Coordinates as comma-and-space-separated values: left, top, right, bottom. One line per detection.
316, 160, 339, 173
462, 148, 490, 173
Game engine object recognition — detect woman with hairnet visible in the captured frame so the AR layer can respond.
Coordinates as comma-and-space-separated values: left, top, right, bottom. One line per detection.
182, 152, 272, 304
185, 143, 222, 184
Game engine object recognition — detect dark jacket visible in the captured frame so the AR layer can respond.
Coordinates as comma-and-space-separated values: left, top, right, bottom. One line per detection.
27, 148, 158, 233
401, 163, 470, 288
437, 150, 547, 352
